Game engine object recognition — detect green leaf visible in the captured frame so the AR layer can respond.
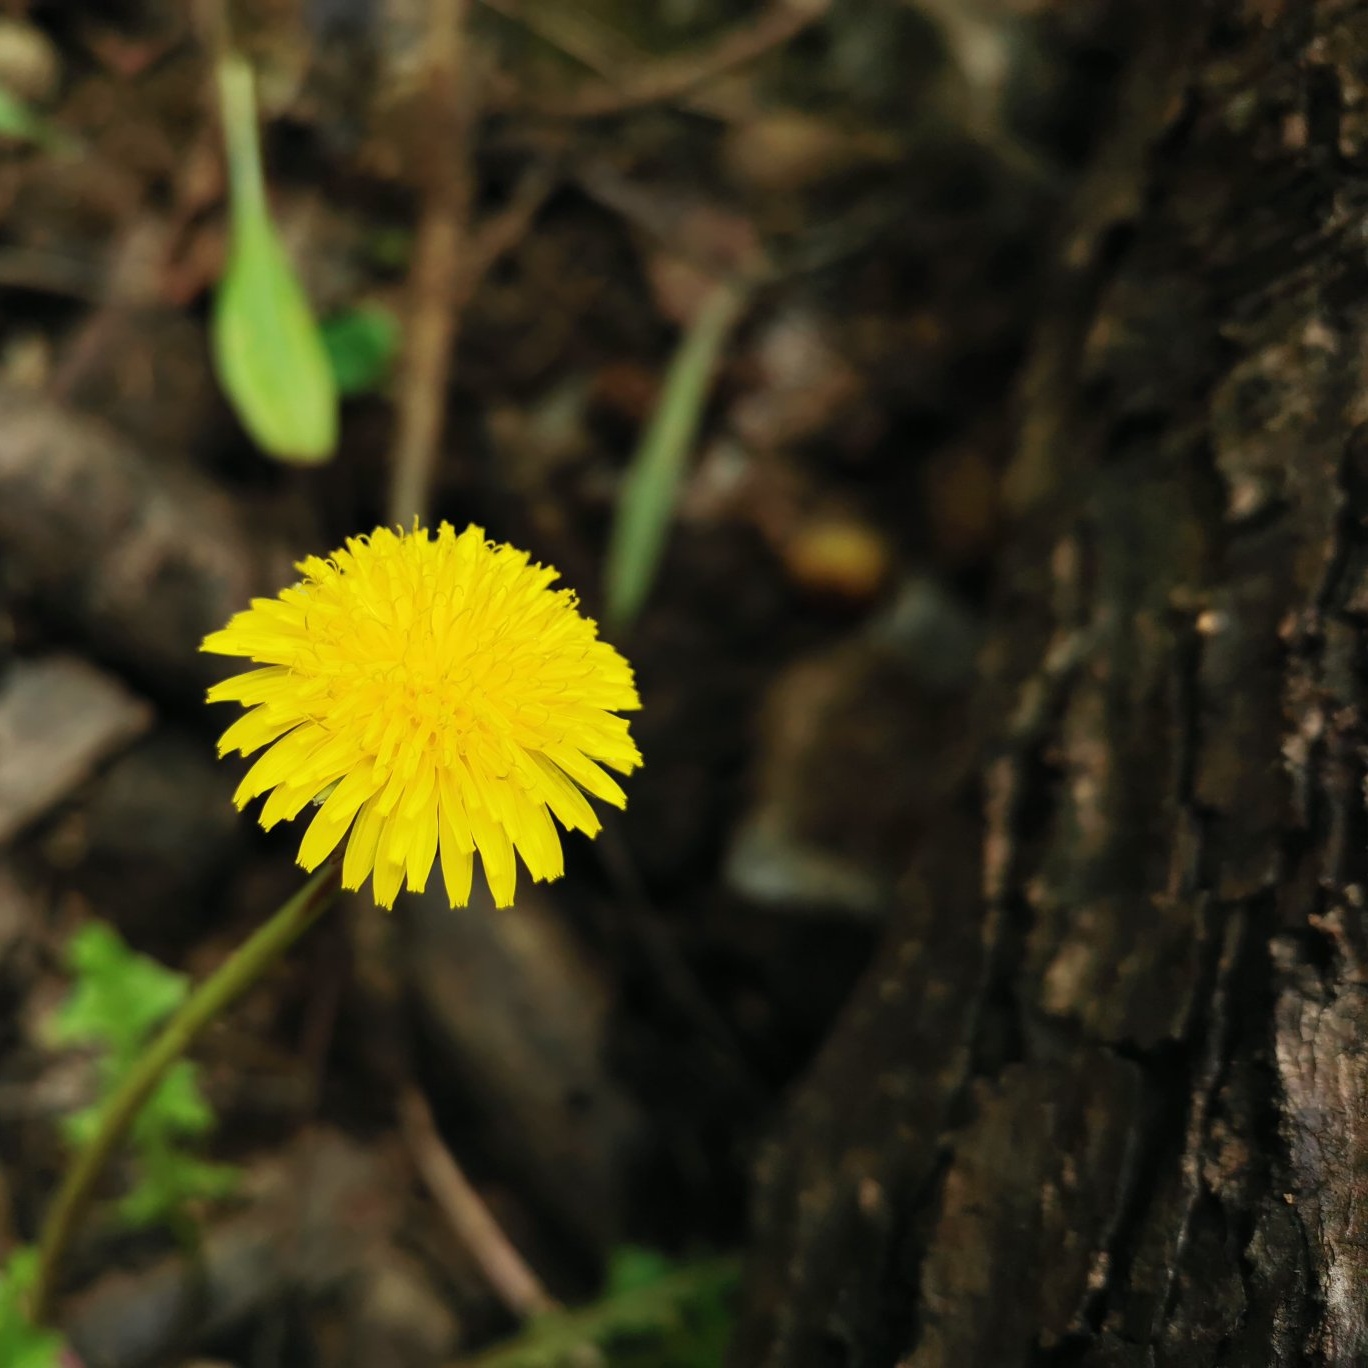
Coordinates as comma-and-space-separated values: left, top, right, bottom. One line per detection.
52, 921, 240, 1237
603, 282, 748, 631
321, 305, 401, 395
54, 923, 188, 1062
0, 1250, 65, 1368
464, 1251, 739, 1368
62, 1062, 214, 1149
117, 1146, 239, 1229
135, 1061, 216, 1138
0, 82, 71, 152
212, 54, 338, 464
604, 1246, 675, 1295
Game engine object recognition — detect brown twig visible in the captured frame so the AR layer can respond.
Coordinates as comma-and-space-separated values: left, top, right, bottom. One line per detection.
189, 0, 231, 60
0, 1167, 15, 1252
387, 0, 477, 528
398, 1085, 557, 1320
477, 0, 633, 80
467, 162, 557, 280
488, 0, 830, 120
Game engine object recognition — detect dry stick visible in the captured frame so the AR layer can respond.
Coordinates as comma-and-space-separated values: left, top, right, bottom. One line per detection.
398, 1085, 558, 1320
466, 162, 556, 282
387, 130, 553, 520
477, 0, 633, 81
489, 0, 832, 120
388, 0, 476, 528
0, 1169, 16, 1252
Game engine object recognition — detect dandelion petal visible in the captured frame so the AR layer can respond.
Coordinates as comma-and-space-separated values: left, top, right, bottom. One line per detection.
203, 522, 640, 909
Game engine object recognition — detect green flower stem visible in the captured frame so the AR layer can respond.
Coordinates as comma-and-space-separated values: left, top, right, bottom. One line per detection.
30, 861, 341, 1324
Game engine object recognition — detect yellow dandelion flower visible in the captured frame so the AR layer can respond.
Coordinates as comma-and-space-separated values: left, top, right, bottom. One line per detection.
202, 522, 641, 909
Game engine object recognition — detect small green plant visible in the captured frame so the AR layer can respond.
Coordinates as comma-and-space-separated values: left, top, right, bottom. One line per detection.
321, 304, 401, 396
29, 869, 338, 1324
212, 53, 338, 464
468, 1247, 738, 1367
52, 924, 238, 1232
0, 1249, 63, 1368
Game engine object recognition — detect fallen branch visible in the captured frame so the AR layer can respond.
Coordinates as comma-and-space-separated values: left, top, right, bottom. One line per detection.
488, 0, 831, 120
399, 1085, 557, 1321
387, 0, 476, 527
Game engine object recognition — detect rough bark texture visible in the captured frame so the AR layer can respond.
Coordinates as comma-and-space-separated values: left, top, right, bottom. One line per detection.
732, 2, 1368, 1364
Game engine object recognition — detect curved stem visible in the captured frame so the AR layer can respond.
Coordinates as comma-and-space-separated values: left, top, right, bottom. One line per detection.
30, 861, 342, 1323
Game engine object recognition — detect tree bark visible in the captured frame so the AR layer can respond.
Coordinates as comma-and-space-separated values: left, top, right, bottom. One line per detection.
732, 2, 1368, 1364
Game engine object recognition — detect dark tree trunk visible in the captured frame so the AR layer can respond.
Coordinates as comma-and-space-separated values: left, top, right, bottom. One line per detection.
731, 2, 1368, 1364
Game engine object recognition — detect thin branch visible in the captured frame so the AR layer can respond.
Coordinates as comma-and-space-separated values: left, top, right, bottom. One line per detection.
489, 0, 831, 120
387, 0, 476, 528
467, 162, 556, 281
477, 0, 633, 80
399, 1085, 557, 1320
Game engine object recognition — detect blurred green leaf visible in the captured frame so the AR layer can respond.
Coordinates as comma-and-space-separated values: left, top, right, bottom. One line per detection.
0, 82, 71, 152
135, 1060, 216, 1137
116, 1146, 239, 1229
54, 923, 188, 1064
605, 1246, 675, 1295
465, 1250, 738, 1368
603, 282, 748, 631
321, 305, 401, 395
212, 54, 337, 464
0, 1249, 64, 1368
53, 922, 241, 1234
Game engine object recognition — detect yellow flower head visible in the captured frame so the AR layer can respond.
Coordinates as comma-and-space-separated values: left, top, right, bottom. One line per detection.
202, 522, 641, 909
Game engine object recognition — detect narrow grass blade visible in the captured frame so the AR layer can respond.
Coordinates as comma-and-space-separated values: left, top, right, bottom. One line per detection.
604, 280, 748, 630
